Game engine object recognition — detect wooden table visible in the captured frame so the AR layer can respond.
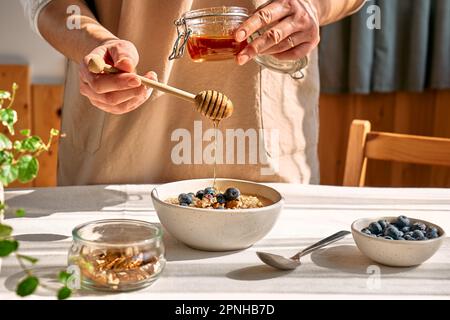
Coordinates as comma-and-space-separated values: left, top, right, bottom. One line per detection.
1, 184, 449, 299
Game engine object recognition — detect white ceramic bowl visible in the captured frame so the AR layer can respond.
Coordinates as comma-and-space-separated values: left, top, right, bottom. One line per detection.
151, 179, 284, 251
352, 217, 445, 267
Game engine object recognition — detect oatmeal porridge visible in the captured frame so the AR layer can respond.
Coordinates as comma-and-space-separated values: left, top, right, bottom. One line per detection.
165, 187, 272, 209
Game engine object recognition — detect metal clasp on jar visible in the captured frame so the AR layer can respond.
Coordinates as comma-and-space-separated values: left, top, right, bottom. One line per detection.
291, 56, 309, 80
169, 18, 192, 60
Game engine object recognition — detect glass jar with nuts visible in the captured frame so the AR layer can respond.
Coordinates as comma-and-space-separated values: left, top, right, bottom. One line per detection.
68, 219, 165, 292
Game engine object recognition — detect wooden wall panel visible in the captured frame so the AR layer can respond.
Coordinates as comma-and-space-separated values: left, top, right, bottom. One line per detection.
319, 90, 450, 187
391, 91, 436, 187
431, 91, 450, 187
318, 94, 354, 185
31, 85, 63, 187
0, 65, 32, 188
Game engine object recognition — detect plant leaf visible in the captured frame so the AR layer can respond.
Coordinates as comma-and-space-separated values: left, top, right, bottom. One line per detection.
50, 128, 60, 136
0, 91, 11, 100
13, 140, 22, 151
0, 133, 12, 150
57, 286, 72, 300
0, 109, 18, 135
0, 150, 13, 165
20, 129, 31, 137
21, 136, 44, 153
17, 155, 39, 183
16, 208, 26, 217
17, 254, 38, 264
58, 271, 71, 284
16, 276, 39, 297
0, 224, 13, 238
0, 239, 19, 256
0, 164, 19, 186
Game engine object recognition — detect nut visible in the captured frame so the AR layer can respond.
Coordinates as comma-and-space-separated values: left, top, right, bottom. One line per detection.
77, 245, 161, 289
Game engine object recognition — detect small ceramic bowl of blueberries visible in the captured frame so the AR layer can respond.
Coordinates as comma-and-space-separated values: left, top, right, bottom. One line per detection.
352, 216, 445, 267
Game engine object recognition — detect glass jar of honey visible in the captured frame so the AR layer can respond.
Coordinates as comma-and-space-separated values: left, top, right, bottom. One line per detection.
170, 7, 248, 62
169, 6, 308, 79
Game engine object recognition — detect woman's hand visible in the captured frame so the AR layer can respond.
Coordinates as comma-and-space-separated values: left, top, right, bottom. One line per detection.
235, 0, 320, 65
79, 39, 157, 115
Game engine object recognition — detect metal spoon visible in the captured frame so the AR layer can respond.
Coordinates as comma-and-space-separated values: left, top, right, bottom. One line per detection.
257, 230, 351, 270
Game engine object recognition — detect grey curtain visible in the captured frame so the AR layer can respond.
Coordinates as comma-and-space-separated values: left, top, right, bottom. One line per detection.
319, 0, 450, 94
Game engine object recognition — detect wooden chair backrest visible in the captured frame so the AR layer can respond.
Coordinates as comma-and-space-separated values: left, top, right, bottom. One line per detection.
343, 120, 450, 187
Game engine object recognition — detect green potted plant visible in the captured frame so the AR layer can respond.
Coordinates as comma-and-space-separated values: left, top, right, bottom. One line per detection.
0, 83, 71, 299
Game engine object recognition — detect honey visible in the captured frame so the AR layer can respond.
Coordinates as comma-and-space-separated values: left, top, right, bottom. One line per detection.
187, 35, 247, 62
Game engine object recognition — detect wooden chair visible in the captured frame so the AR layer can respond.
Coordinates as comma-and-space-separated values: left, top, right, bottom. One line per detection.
343, 120, 450, 187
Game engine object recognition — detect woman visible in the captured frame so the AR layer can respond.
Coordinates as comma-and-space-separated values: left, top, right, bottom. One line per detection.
22, 0, 365, 185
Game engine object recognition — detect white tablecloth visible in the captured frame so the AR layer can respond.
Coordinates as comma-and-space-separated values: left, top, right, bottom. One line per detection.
1, 184, 450, 300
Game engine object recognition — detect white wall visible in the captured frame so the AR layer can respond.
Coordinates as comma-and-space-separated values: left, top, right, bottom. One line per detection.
0, 0, 66, 83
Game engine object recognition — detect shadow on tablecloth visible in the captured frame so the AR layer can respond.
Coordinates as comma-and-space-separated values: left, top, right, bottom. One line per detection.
310, 245, 418, 274
14, 234, 70, 242
226, 265, 293, 281
163, 229, 243, 262
4, 186, 128, 218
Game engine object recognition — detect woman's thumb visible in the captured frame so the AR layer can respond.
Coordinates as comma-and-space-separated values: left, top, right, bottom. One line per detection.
108, 41, 139, 73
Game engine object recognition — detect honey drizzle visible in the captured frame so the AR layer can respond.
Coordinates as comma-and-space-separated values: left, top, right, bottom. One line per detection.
212, 120, 219, 190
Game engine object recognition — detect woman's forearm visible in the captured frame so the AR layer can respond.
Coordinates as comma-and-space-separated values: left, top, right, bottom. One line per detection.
311, 0, 366, 25
37, 0, 118, 64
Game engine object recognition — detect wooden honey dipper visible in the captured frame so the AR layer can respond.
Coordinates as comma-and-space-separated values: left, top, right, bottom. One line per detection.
88, 55, 233, 121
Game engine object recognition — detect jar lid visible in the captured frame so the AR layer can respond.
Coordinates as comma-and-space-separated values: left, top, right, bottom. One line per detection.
182, 6, 249, 20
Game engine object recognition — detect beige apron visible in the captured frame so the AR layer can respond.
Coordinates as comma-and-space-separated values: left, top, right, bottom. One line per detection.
58, 0, 320, 185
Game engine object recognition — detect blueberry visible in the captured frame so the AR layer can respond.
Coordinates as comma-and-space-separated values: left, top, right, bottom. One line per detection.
204, 193, 213, 200
378, 220, 390, 230
178, 193, 193, 205
412, 230, 426, 240
224, 188, 240, 201
384, 236, 394, 240
397, 237, 405, 240
368, 222, 383, 235
412, 230, 424, 237
384, 226, 401, 240
180, 203, 189, 207
396, 215, 411, 229
427, 226, 438, 233
204, 187, 216, 195
426, 227, 439, 239
411, 222, 426, 232
404, 235, 415, 241
216, 193, 226, 204
195, 190, 205, 200
401, 226, 410, 233
405, 231, 414, 237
